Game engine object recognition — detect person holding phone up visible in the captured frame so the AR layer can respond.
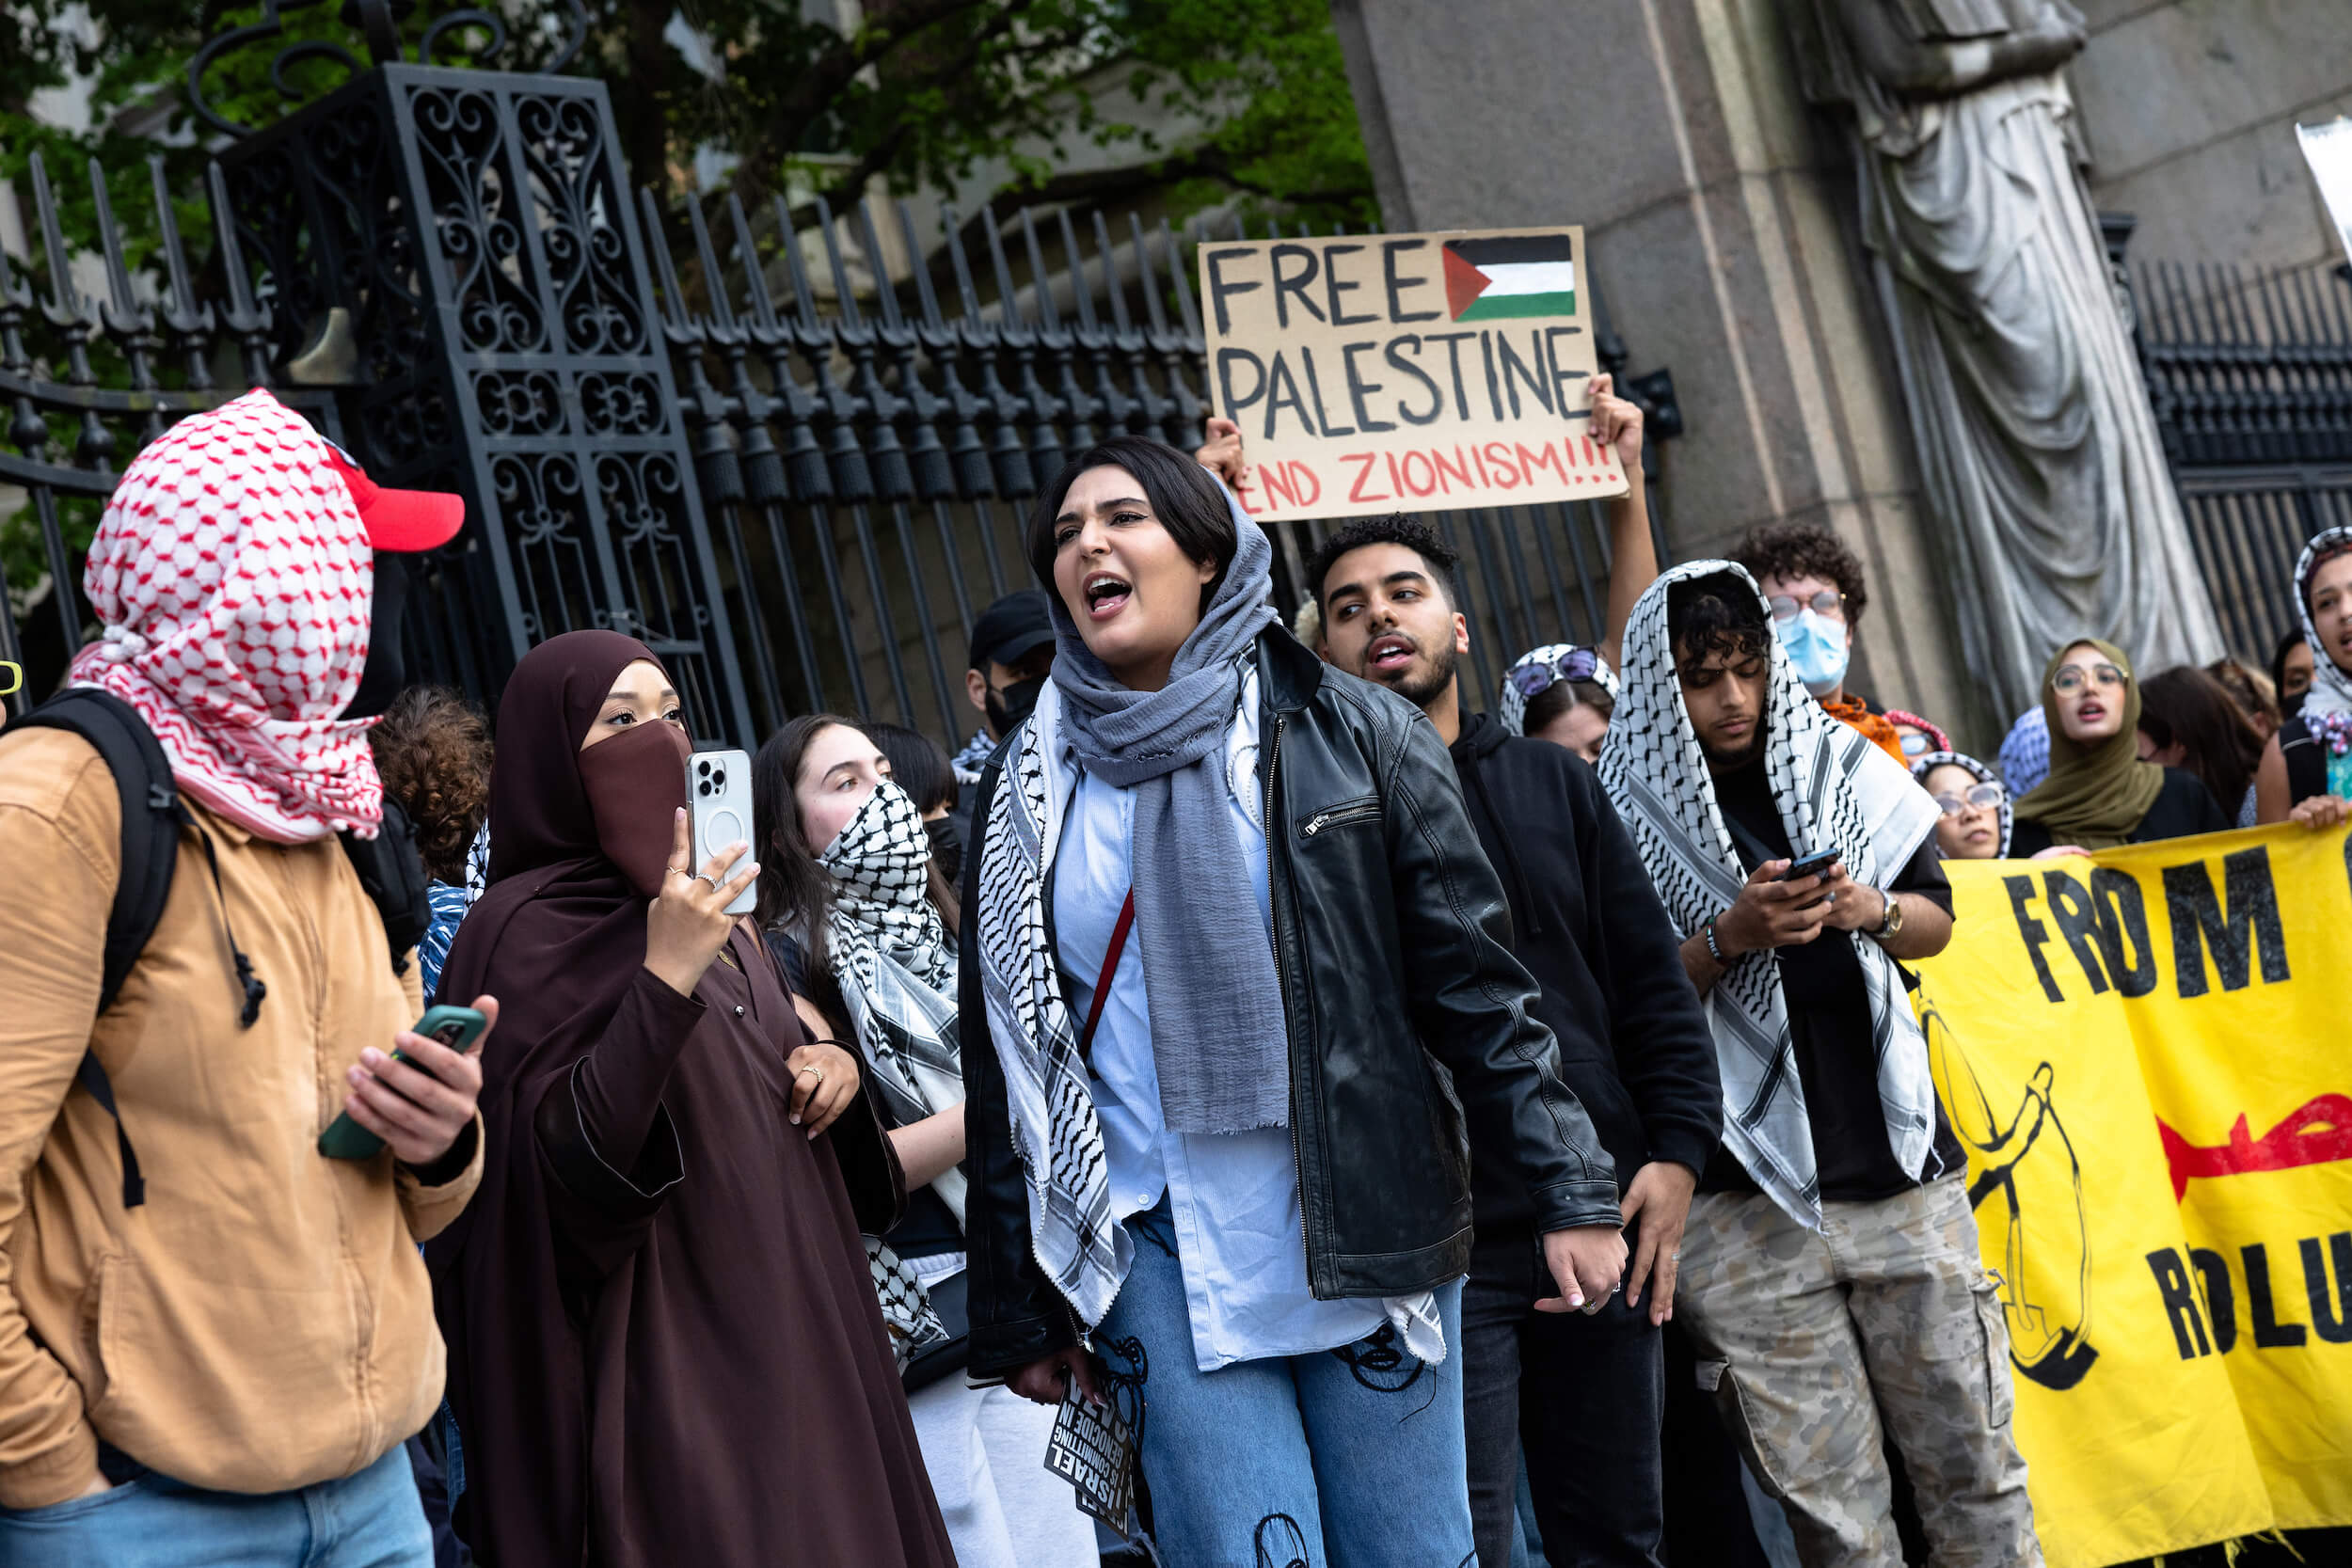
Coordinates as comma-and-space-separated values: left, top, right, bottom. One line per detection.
424, 631, 956, 1568
1600, 564, 2042, 1566
0, 393, 490, 1566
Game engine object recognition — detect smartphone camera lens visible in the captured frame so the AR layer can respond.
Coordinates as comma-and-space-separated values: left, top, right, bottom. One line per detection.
711, 769, 726, 789
698, 779, 712, 797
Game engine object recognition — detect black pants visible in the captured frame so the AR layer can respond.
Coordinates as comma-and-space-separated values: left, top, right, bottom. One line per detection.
1463, 1229, 1666, 1568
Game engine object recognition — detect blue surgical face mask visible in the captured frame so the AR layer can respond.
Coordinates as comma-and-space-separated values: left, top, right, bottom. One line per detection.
1778, 609, 1850, 698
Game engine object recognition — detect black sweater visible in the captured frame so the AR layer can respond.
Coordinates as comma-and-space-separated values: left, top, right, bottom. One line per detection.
1448, 712, 1723, 1235
2010, 767, 2231, 857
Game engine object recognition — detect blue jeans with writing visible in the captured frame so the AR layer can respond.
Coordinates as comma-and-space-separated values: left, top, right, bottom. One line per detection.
1097, 1200, 1474, 1567
0, 1439, 432, 1568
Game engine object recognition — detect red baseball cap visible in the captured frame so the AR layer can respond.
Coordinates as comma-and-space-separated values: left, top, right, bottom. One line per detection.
319, 436, 466, 553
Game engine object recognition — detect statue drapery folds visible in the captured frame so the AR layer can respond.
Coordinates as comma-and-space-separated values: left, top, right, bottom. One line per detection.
1790, 0, 2224, 718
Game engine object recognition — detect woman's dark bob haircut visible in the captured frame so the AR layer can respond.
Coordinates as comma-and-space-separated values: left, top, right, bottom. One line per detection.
1025, 436, 1238, 604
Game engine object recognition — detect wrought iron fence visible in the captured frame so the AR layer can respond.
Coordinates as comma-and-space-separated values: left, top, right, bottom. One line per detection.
1, 26, 1661, 751
2129, 250, 2352, 663
649, 192, 1654, 750
0, 150, 349, 715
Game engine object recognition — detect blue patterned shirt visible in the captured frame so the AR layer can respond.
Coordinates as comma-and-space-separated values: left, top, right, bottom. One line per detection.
418, 880, 470, 1007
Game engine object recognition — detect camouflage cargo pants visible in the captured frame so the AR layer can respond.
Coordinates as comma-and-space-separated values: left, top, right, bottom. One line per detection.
1675, 1174, 2042, 1567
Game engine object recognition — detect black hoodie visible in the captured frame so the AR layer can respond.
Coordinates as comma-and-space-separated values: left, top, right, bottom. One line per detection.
1449, 710, 1723, 1235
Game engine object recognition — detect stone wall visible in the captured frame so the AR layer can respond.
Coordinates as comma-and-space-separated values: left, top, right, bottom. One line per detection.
2072, 0, 2352, 274
1331, 0, 1986, 739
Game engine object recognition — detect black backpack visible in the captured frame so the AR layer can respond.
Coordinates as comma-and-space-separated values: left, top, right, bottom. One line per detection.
3, 688, 431, 1208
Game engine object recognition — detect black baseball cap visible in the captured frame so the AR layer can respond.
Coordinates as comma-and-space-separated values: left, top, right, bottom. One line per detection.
969, 590, 1057, 671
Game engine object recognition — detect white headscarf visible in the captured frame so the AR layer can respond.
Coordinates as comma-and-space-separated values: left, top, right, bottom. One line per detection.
1597, 562, 1943, 1227
2295, 527, 2352, 724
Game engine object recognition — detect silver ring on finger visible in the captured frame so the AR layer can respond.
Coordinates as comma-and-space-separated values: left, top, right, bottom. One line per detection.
796, 1065, 824, 1085
692, 871, 720, 888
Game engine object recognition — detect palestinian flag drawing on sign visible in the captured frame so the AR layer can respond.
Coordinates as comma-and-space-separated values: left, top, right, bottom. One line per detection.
1442, 234, 1576, 323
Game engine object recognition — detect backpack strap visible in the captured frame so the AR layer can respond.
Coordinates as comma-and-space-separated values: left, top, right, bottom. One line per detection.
4, 689, 183, 1210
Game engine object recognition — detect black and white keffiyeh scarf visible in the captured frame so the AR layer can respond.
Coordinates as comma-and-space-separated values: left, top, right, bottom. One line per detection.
1597, 561, 1942, 1227
951, 727, 995, 786
973, 686, 1129, 1330
819, 781, 967, 1226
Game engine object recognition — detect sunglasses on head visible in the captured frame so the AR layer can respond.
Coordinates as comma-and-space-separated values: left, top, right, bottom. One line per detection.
1932, 784, 2006, 817
1508, 647, 1601, 699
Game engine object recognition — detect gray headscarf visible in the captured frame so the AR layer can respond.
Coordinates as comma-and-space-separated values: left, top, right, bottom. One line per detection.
1047, 482, 1285, 1135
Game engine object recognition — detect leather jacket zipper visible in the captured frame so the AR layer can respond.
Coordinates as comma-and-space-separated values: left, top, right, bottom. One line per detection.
1263, 711, 1316, 1291
1300, 800, 1380, 837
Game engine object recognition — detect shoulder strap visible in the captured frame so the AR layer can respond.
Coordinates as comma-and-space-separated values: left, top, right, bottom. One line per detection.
3, 688, 181, 1210
341, 797, 431, 974
2280, 718, 2328, 805
1076, 890, 1136, 1061
6, 688, 180, 1013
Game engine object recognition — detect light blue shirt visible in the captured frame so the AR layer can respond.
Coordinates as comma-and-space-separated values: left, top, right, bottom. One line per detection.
1049, 676, 1438, 1371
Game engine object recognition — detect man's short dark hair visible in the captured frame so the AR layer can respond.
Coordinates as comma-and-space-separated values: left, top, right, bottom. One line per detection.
1306, 514, 1460, 610
1732, 522, 1868, 628
1667, 574, 1771, 672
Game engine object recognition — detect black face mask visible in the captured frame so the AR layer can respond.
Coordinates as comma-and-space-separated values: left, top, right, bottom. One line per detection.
342, 553, 411, 721
925, 816, 964, 885
984, 674, 1047, 739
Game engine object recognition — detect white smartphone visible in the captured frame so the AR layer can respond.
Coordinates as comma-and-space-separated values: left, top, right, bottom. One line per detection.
687, 747, 759, 915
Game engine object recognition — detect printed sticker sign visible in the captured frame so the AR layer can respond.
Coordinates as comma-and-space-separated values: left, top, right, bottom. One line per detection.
1199, 227, 1628, 522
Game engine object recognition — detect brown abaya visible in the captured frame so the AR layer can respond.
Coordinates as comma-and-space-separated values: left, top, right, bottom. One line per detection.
427, 631, 955, 1568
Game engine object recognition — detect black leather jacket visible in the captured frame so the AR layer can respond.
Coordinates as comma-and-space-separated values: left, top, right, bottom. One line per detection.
959, 628, 1619, 1377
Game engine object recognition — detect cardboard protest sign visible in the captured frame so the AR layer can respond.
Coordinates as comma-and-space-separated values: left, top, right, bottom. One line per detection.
1913, 825, 2352, 1564
1199, 227, 1628, 522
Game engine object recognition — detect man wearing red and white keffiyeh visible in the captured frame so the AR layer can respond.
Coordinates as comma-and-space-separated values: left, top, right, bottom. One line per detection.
0, 388, 494, 1566
70, 389, 401, 840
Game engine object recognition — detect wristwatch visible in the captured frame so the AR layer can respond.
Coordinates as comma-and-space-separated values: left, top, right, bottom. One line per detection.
1872, 889, 1904, 942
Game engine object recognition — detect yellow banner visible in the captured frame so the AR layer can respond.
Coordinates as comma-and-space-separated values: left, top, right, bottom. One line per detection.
1913, 822, 2352, 1567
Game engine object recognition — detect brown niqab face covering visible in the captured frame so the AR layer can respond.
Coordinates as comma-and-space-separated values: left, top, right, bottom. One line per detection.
579, 718, 692, 897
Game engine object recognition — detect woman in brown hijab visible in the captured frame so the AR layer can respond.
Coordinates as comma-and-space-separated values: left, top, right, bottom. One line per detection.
427, 631, 954, 1568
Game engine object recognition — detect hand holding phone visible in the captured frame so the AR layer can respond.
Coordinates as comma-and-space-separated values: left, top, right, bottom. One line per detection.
1716, 857, 1840, 958
689, 749, 759, 918
321, 1001, 494, 1164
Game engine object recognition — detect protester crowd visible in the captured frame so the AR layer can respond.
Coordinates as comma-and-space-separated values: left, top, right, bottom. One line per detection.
0, 384, 2345, 1568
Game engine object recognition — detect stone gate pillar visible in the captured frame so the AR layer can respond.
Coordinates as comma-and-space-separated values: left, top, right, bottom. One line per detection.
1332, 0, 1988, 740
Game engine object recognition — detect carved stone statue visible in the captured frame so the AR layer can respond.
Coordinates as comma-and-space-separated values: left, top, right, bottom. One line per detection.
1789, 0, 2224, 719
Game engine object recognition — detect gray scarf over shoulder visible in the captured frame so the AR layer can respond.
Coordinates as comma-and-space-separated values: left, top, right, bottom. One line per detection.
1047, 485, 1284, 1135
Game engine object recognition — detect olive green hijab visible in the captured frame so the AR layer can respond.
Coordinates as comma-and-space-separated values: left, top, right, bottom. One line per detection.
2013, 638, 2166, 850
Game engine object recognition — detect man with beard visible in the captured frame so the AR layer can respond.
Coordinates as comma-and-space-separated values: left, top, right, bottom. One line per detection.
1598, 565, 2041, 1566
1310, 407, 1722, 1564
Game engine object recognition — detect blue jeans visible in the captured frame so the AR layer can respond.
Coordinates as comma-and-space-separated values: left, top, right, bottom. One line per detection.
1097, 1201, 1473, 1567
0, 1440, 432, 1568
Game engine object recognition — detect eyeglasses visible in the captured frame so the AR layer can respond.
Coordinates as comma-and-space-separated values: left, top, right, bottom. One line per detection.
1507, 646, 1602, 699
2049, 663, 2126, 695
1932, 784, 2006, 817
1899, 730, 1931, 758
1766, 590, 1845, 624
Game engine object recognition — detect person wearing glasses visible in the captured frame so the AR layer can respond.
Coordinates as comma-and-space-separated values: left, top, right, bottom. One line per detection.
1733, 524, 1928, 766
1911, 752, 2011, 860
2009, 641, 2229, 857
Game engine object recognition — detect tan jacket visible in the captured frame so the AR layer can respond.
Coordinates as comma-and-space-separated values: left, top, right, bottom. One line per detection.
0, 727, 482, 1509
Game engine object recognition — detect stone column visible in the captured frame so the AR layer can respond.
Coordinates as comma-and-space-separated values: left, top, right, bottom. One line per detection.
1331, 0, 1992, 742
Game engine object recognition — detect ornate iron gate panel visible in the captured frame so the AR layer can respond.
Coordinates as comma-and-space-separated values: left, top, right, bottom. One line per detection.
2129, 249, 2352, 662
215, 62, 755, 744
